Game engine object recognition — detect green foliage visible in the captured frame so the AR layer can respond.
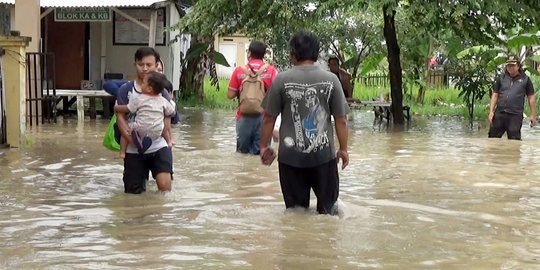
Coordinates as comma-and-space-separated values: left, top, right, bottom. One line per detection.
24, 134, 34, 147
198, 77, 491, 119
360, 53, 386, 75
180, 78, 235, 109
457, 31, 540, 73
182, 43, 229, 67
452, 50, 496, 125
171, 0, 540, 105
527, 72, 540, 106
453, 28, 540, 125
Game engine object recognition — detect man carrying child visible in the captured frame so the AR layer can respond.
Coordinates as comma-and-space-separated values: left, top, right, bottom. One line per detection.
115, 47, 176, 194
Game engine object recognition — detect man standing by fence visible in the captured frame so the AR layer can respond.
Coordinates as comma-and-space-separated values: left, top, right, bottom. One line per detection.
488, 55, 536, 140
328, 55, 354, 101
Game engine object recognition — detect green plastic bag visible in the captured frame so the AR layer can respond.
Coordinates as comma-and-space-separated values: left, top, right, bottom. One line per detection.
103, 114, 120, 152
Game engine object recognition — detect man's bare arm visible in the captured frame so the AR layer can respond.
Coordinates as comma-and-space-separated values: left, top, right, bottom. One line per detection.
488, 92, 499, 124
528, 94, 537, 125
115, 111, 131, 140
334, 115, 349, 169
260, 113, 276, 150
114, 104, 130, 114
227, 89, 238, 100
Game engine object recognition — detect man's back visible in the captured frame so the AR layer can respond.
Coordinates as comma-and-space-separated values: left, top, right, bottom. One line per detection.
228, 59, 277, 119
228, 59, 277, 92
337, 68, 353, 98
262, 65, 350, 168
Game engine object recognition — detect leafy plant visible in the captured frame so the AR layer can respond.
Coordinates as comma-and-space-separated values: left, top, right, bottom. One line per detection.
453, 30, 540, 126
452, 50, 496, 126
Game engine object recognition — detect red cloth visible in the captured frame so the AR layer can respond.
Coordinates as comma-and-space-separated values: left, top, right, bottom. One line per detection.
429, 57, 437, 67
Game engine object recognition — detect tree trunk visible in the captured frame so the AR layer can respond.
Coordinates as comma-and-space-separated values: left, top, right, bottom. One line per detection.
179, 36, 206, 101
468, 91, 475, 129
350, 48, 366, 96
417, 37, 433, 104
415, 67, 425, 104
383, 5, 404, 125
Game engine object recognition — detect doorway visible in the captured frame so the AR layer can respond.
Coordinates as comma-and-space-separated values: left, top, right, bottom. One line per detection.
44, 14, 89, 89
218, 43, 237, 78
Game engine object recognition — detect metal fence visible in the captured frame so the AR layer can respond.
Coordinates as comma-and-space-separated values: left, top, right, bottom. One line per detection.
26, 52, 57, 126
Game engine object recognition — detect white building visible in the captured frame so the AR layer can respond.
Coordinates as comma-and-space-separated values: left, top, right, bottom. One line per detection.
1, 0, 189, 90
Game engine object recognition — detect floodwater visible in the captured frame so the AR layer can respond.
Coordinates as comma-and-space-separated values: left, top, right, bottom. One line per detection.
1, 109, 539, 270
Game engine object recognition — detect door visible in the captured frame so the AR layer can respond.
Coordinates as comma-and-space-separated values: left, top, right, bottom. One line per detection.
218, 43, 237, 78
45, 14, 87, 89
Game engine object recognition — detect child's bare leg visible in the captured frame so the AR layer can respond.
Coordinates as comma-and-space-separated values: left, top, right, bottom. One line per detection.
117, 136, 128, 159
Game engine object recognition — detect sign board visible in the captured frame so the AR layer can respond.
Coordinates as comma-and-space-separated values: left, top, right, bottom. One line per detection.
55, 7, 111, 22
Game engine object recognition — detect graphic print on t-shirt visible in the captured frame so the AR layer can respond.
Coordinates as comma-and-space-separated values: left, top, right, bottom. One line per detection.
283, 82, 333, 153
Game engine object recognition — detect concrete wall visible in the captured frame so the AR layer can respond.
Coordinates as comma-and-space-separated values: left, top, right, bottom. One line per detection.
88, 22, 169, 80
13, 0, 39, 52
89, 6, 182, 88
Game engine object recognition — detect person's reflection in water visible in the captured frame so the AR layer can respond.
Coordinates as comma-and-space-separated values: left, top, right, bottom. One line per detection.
483, 139, 522, 172
102, 193, 177, 265
274, 212, 342, 270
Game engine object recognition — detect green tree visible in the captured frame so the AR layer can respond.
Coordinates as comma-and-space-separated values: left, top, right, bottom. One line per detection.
454, 31, 540, 124
173, 0, 540, 118
452, 51, 496, 127
358, 0, 540, 124
317, 8, 384, 93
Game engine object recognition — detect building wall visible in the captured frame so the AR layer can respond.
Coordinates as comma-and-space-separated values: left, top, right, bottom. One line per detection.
89, 6, 182, 89
0, 4, 11, 35
214, 35, 250, 78
97, 21, 169, 80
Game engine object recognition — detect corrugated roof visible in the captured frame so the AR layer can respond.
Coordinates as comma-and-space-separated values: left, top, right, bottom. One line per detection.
41, 0, 167, 8
0, 0, 170, 7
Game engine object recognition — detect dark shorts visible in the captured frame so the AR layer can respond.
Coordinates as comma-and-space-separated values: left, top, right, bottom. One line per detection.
278, 159, 339, 215
123, 146, 173, 194
488, 111, 523, 140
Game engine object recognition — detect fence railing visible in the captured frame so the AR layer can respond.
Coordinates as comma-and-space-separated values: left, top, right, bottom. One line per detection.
26, 52, 57, 126
358, 71, 452, 88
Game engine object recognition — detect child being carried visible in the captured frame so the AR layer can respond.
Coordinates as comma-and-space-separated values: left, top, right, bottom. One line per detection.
115, 71, 176, 158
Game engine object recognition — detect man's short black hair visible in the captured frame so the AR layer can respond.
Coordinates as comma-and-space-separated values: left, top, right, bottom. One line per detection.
147, 71, 170, 94
135, 46, 160, 62
289, 30, 320, 62
248, 41, 267, 59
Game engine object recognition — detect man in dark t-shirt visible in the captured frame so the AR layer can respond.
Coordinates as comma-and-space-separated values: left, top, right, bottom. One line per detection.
488, 55, 537, 140
260, 30, 350, 215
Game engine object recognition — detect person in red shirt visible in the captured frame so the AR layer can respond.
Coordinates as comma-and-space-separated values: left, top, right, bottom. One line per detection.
227, 41, 278, 155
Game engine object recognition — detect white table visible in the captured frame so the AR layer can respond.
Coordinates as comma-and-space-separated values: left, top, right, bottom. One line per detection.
43, 89, 112, 122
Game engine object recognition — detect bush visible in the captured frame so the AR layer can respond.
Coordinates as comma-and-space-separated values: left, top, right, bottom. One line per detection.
193, 77, 489, 119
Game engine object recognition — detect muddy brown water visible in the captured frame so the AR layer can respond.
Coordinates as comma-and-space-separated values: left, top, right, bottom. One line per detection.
0, 109, 539, 269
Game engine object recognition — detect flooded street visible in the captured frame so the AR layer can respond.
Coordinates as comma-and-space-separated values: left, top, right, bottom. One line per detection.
1, 109, 539, 269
